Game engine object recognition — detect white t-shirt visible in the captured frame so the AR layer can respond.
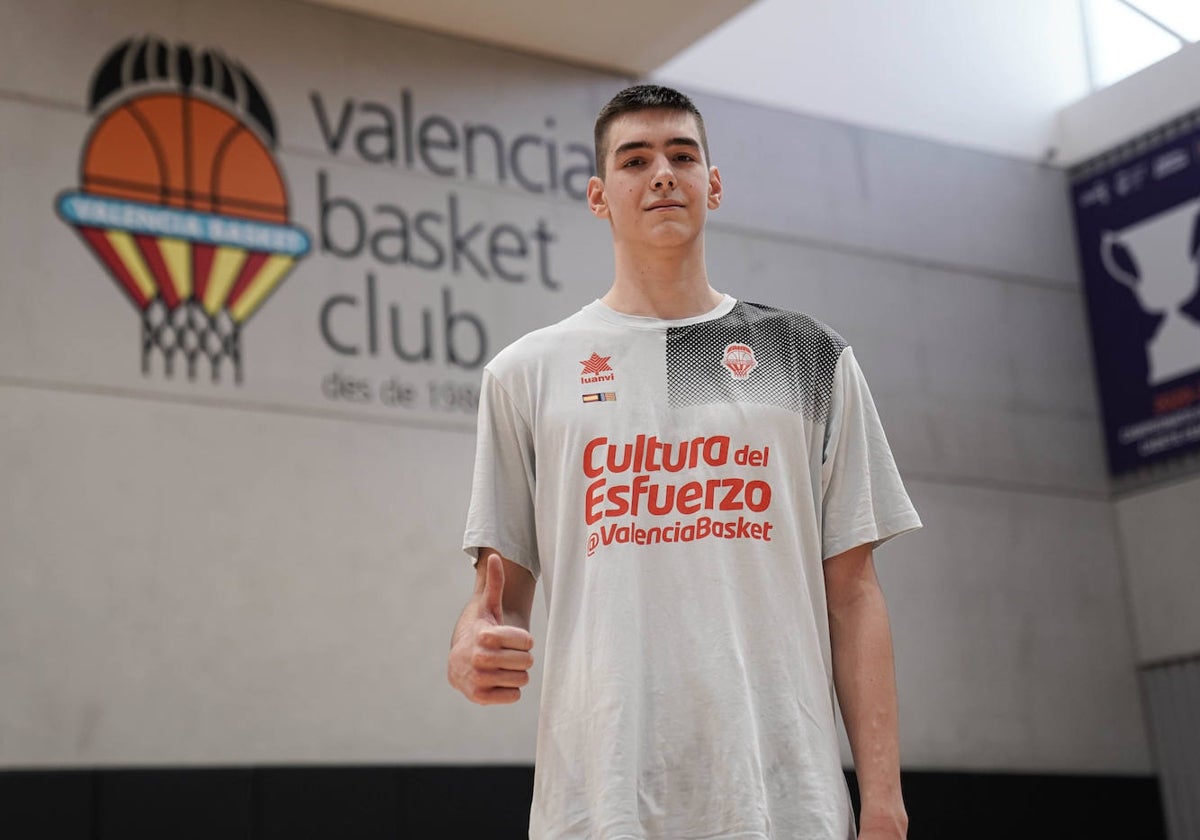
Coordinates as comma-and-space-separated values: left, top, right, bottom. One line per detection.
463, 295, 921, 840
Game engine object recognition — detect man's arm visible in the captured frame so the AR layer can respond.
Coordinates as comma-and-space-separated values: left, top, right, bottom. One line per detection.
448, 549, 537, 705
825, 543, 908, 840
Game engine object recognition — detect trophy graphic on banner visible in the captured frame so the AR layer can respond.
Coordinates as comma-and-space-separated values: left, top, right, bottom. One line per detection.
1100, 198, 1200, 386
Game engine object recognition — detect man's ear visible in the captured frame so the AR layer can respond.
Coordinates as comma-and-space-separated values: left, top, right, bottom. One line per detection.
587, 175, 609, 219
707, 166, 723, 210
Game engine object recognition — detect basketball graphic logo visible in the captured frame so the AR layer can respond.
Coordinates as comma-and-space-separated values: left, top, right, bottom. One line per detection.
722, 343, 758, 379
56, 36, 310, 383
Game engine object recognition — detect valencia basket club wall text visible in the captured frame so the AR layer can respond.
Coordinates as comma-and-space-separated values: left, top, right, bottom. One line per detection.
301, 87, 593, 417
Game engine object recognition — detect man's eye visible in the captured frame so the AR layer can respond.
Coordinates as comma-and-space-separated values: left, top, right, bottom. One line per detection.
622, 158, 644, 167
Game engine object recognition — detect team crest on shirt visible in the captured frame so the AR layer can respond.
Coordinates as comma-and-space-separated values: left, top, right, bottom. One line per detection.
722, 343, 758, 379
580, 352, 615, 384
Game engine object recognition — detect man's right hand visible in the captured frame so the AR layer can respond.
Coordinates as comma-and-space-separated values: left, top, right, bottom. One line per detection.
448, 553, 535, 705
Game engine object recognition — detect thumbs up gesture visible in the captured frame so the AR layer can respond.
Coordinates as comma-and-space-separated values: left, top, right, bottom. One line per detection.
448, 552, 535, 705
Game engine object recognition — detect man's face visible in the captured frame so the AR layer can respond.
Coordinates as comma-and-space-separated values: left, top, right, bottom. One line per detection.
587, 109, 721, 251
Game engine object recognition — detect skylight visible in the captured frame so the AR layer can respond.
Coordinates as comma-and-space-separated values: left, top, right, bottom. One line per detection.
1082, 0, 1200, 90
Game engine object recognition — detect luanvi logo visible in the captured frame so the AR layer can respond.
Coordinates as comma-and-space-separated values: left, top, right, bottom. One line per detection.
580, 352, 615, 384
56, 36, 311, 384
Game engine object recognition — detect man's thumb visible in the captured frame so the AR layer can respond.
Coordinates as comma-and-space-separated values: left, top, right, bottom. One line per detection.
482, 552, 505, 622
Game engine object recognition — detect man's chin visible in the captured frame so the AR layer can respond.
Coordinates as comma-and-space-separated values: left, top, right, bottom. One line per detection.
643, 230, 703, 250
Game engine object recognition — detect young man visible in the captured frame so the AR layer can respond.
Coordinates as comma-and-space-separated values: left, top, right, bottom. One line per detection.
450, 84, 921, 840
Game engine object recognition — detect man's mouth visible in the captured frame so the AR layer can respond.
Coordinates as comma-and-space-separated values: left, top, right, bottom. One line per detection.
646, 200, 684, 211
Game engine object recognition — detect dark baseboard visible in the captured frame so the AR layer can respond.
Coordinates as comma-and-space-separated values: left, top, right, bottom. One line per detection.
0, 765, 1163, 839
849, 769, 1165, 840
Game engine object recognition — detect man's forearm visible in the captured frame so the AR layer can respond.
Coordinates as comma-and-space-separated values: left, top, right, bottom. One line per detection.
828, 563, 907, 835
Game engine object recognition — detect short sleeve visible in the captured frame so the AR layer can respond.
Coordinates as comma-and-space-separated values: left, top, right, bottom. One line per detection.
820, 347, 921, 560
461, 369, 541, 578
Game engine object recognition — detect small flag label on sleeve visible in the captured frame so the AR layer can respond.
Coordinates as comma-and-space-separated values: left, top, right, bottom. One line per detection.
582, 392, 617, 403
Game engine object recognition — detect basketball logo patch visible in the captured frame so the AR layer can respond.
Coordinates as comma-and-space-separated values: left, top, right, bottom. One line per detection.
722, 343, 758, 379
55, 35, 311, 384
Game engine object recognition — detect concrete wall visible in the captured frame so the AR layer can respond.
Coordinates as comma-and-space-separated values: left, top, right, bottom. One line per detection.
1116, 474, 1200, 663
0, 0, 1149, 773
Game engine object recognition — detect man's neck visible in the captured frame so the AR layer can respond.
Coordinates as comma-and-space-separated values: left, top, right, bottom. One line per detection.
602, 244, 723, 320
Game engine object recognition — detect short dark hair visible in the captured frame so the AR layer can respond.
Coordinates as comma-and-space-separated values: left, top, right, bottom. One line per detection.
593, 84, 710, 178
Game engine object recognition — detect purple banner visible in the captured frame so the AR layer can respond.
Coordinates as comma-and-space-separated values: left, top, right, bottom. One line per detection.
1070, 116, 1200, 478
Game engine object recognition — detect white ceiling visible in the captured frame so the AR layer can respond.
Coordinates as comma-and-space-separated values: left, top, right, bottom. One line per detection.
295, 0, 1128, 162
652, 0, 1093, 161
296, 0, 756, 75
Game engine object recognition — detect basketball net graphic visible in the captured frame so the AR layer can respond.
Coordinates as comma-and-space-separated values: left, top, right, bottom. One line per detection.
56, 36, 310, 383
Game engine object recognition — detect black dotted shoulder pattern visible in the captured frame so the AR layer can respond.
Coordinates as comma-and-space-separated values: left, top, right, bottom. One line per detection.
665, 301, 847, 422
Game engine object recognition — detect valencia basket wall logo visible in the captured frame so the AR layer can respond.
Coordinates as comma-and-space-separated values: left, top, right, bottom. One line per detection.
56, 36, 310, 384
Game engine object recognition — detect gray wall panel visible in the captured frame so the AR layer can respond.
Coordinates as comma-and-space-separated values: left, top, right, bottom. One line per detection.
706, 227, 1107, 494
881, 481, 1148, 772
0, 383, 545, 765
1117, 475, 1200, 663
696, 93, 1078, 286
1144, 658, 1200, 840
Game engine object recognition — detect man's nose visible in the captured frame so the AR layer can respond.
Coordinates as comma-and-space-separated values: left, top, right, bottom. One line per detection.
652, 159, 676, 189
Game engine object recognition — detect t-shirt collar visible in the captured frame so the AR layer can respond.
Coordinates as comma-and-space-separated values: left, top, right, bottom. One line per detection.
584, 294, 737, 330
